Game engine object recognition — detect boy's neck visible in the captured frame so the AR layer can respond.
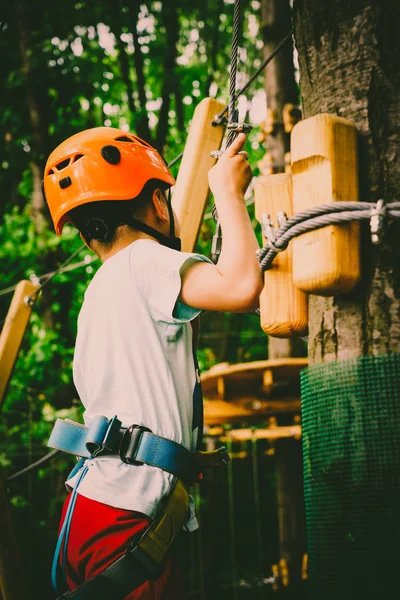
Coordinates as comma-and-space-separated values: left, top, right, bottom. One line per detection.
96, 230, 158, 262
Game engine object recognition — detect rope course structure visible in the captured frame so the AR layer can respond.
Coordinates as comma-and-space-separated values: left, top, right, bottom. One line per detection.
2, 0, 399, 491
2, 1, 399, 598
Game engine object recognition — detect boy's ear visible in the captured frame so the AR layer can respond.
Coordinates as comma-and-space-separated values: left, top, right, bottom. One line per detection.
151, 189, 169, 222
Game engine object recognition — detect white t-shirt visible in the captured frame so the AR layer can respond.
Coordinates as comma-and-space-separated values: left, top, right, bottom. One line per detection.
66, 239, 211, 526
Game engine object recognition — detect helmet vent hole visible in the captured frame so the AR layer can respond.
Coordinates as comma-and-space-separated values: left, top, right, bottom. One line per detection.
56, 158, 71, 171
74, 154, 84, 163
59, 176, 72, 190
48, 169, 54, 175
115, 136, 134, 143
101, 145, 121, 165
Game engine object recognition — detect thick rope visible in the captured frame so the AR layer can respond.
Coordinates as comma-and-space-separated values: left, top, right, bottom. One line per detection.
258, 201, 400, 272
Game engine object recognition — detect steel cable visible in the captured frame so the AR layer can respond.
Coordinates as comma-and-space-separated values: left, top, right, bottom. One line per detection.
6, 449, 60, 482
225, 0, 242, 149
258, 201, 400, 272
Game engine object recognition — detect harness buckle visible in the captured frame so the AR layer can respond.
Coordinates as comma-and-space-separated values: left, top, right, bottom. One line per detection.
119, 424, 152, 465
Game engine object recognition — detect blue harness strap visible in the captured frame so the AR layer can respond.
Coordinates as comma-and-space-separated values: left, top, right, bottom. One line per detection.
48, 416, 199, 483
52, 464, 89, 594
48, 415, 122, 458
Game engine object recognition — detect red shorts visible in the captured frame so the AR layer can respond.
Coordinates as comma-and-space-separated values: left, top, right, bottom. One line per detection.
58, 492, 185, 600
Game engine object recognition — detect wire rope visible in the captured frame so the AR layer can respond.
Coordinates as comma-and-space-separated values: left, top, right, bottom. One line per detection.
6, 449, 60, 482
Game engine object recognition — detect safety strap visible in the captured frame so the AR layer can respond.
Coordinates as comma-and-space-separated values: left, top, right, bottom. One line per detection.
49, 416, 230, 484
50, 416, 229, 597
129, 189, 181, 251
52, 464, 89, 594
48, 416, 201, 485
55, 478, 189, 600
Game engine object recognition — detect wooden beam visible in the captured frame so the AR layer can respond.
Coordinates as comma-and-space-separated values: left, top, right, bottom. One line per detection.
0, 280, 38, 410
204, 398, 301, 425
201, 358, 307, 397
262, 369, 274, 394
172, 97, 226, 252
216, 376, 225, 399
224, 425, 301, 441
202, 357, 307, 380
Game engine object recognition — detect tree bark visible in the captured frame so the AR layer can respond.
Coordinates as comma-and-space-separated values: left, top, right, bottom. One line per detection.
293, 2, 400, 598
156, 4, 179, 152
202, 0, 224, 98
15, 0, 48, 228
110, 2, 138, 124
129, 1, 152, 142
293, 0, 400, 364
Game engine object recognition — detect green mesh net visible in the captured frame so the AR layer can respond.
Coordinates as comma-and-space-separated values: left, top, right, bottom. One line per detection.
301, 353, 400, 600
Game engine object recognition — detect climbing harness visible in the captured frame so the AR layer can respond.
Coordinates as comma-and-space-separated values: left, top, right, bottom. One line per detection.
47, 416, 230, 484
48, 415, 230, 598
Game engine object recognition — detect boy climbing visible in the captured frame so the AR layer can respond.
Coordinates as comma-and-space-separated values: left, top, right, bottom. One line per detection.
43, 126, 263, 599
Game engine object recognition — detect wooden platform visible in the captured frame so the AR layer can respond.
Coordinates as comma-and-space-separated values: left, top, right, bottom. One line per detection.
202, 358, 307, 425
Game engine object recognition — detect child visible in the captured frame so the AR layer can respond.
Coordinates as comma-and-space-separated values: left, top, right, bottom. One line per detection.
43, 126, 263, 599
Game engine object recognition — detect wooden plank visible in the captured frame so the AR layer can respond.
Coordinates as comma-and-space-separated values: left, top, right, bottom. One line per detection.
291, 113, 360, 295
172, 97, 226, 252
203, 398, 301, 425
201, 358, 307, 396
224, 425, 301, 441
202, 358, 308, 380
0, 474, 30, 600
255, 173, 308, 337
0, 281, 38, 410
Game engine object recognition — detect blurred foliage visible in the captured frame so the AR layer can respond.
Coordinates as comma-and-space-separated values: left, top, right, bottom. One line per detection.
0, 1, 305, 597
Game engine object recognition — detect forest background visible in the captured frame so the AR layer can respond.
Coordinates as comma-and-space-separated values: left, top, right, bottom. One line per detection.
0, 1, 307, 598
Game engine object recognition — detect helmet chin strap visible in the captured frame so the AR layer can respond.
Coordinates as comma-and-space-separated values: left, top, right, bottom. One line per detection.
130, 188, 182, 251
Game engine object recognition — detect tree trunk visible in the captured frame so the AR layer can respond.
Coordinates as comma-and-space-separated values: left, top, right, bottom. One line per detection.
110, 2, 138, 124
156, 4, 179, 152
293, 1, 400, 598
293, 0, 400, 363
202, 0, 224, 98
129, 1, 152, 142
15, 0, 48, 229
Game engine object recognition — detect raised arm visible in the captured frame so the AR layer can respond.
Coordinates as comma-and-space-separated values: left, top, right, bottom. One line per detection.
179, 134, 264, 313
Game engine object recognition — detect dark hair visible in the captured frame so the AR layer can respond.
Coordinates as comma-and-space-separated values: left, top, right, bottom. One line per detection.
69, 179, 169, 245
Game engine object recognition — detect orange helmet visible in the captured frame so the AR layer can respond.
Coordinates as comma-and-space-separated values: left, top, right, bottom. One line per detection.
43, 127, 175, 235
